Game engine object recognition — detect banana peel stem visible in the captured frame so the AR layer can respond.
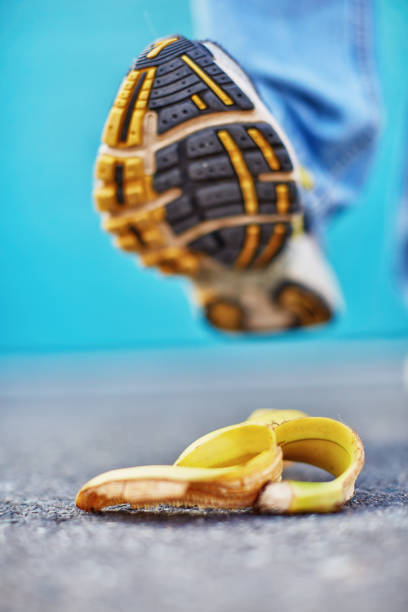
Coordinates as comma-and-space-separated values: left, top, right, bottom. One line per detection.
256, 417, 365, 514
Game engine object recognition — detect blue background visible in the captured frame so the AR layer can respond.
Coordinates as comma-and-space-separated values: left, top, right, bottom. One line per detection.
1, 0, 407, 353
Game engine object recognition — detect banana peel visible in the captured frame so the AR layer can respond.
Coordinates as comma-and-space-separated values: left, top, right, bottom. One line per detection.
254, 412, 365, 514
247, 409, 307, 425
75, 423, 282, 511
75, 410, 364, 514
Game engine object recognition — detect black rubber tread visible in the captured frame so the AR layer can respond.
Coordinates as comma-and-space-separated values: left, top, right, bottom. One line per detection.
133, 36, 200, 69
188, 156, 235, 181
274, 146, 293, 171
104, 36, 302, 270
150, 74, 201, 99
170, 214, 202, 235
186, 130, 224, 158
195, 183, 243, 208
204, 204, 244, 221
157, 101, 200, 131
244, 151, 270, 175
149, 82, 208, 109
152, 121, 299, 266
256, 180, 299, 203
153, 167, 182, 192
214, 226, 245, 265
225, 125, 259, 148
130, 35, 254, 134
155, 143, 179, 170
252, 221, 293, 262
120, 72, 146, 142
165, 195, 194, 222
114, 164, 125, 204
189, 233, 220, 254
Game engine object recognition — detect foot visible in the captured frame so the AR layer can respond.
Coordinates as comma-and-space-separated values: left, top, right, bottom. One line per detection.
93, 35, 342, 333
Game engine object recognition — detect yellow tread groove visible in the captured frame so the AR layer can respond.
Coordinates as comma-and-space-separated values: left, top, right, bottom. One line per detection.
93, 184, 116, 211
235, 224, 260, 269
104, 202, 201, 276
116, 234, 143, 252
142, 247, 199, 276
102, 67, 156, 148
103, 207, 166, 252
247, 128, 280, 171
217, 129, 260, 268
102, 70, 140, 146
95, 154, 117, 182
102, 108, 124, 146
94, 155, 155, 212
95, 155, 143, 183
103, 207, 165, 233
276, 184, 290, 214
147, 37, 179, 59
181, 55, 234, 106
253, 223, 286, 268
217, 130, 258, 215
127, 68, 155, 146
191, 93, 207, 110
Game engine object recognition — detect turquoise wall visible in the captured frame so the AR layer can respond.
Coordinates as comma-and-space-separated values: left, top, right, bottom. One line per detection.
0, 0, 407, 352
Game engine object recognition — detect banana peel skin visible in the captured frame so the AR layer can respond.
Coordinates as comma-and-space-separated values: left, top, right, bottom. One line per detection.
75, 423, 283, 511
75, 410, 364, 515
252, 413, 365, 514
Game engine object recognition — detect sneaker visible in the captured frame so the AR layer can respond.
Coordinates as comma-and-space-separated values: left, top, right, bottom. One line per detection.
93, 35, 342, 332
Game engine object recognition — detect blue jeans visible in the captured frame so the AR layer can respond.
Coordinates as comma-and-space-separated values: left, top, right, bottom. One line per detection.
191, 0, 382, 225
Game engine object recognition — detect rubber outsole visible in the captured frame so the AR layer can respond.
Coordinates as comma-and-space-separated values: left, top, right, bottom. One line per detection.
94, 34, 302, 276
273, 281, 332, 329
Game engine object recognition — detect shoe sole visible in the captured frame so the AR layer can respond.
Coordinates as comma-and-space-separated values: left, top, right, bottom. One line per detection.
273, 281, 332, 329
93, 35, 302, 276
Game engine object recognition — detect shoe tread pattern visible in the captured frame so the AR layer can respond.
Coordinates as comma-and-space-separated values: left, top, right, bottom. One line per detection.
154, 122, 299, 266
96, 35, 302, 273
132, 35, 254, 134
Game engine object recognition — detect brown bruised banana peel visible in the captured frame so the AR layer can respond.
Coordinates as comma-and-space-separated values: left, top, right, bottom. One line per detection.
247, 410, 365, 514
75, 423, 283, 511
75, 410, 364, 514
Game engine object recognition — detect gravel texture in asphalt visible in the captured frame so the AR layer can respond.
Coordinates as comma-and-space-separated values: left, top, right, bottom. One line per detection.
1, 343, 407, 612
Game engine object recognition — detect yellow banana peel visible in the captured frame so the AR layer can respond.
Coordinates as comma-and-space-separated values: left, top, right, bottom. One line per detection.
255, 414, 365, 514
247, 409, 307, 426
75, 409, 364, 514
75, 423, 282, 511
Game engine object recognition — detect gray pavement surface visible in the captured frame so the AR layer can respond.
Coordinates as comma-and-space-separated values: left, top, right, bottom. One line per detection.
0, 340, 407, 612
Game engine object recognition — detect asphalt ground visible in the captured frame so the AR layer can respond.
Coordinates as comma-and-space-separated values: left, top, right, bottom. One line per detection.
0, 340, 407, 612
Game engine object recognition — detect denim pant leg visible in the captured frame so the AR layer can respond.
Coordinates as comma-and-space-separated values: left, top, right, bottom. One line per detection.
190, 0, 382, 226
